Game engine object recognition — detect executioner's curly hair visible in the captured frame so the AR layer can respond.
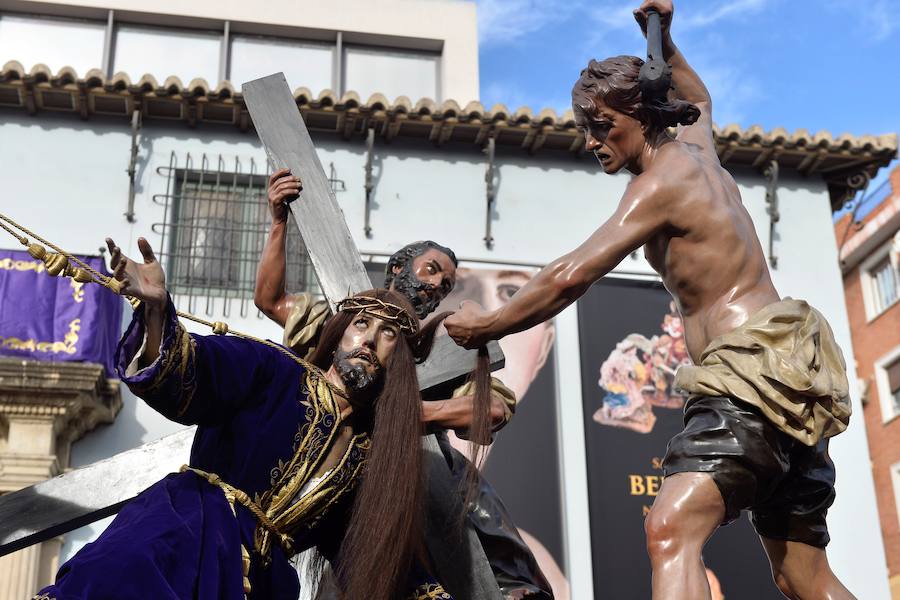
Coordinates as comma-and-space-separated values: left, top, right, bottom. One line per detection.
307, 288, 493, 600
572, 55, 700, 133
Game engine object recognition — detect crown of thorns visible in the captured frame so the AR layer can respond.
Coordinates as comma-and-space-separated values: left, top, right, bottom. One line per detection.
336, 295, 419, 336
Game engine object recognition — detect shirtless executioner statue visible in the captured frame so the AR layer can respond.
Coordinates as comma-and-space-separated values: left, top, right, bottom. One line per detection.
445, 1, 854, 598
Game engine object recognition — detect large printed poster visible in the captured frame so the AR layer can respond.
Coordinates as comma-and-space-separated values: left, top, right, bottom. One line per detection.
578, 278, 782, 599
441, 266, 568, 598
365, 260, 570, 599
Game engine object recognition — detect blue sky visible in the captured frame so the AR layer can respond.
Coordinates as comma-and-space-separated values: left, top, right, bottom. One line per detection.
474, 0, 900, 201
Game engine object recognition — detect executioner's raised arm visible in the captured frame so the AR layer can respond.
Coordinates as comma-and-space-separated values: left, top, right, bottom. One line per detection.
635, 0, 714, 152
635, 0, 711, 108
444, 1, 700, 349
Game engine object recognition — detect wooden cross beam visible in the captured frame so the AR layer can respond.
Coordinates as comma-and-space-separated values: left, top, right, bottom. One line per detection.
239, 73, 504, 390
243, 72, 503, 599
0, 73, 504, 600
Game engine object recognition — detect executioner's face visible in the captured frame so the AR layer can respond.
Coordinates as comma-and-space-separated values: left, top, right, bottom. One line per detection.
332, 311, 400, 404
574, 98, 645, 175
388, 248, 457, 318
572, 56, 660, 176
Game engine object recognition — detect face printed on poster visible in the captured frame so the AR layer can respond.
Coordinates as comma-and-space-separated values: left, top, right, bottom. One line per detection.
432, 266, 569, 600
439, 268, 556, 436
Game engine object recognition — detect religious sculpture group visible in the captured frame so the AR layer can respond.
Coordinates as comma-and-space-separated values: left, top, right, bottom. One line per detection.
0, 1, 858, 599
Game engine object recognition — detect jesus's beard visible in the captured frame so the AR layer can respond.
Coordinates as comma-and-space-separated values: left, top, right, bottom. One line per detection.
333, 347, 384, 408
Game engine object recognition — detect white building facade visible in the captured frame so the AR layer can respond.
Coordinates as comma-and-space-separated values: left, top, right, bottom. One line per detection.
0, 0, 897, 598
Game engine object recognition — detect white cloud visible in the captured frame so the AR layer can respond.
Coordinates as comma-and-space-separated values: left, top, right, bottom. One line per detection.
589, 0, 771, 33
476, 0, 580, 46
678, 0, 769, 29
589, 3, 637, 31
581, 1, 772, 126
694, 64, 763, 126
827, 0, 900, 42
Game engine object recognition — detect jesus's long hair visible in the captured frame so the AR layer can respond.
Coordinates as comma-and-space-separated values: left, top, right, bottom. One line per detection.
307, 288, 493, 600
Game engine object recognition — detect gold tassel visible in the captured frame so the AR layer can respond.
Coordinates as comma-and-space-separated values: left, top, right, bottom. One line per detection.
241, 545, 252, 595
26, 242, 95, 284
106, 277, 125, 295
1, 212, 333, 380
44, 252, 69, 276
26, 242, 46, 261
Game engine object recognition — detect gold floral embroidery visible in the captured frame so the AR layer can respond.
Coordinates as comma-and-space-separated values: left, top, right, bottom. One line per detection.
1, 258, 86, 302
253, 369, 369, 558
409, 583, 452, 600
0, 257, 44, 273
32, 594, 55, 600
70, 279, 85, 303
0, 318, 80, 355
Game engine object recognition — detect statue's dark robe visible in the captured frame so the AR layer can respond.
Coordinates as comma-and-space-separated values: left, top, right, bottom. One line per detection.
35, 302, 447, 600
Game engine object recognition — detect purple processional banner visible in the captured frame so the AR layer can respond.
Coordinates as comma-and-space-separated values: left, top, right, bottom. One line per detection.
0, 248, 123, 376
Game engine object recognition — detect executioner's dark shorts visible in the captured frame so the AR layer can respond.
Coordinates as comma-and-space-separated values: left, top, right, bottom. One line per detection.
662, 395, 836, 548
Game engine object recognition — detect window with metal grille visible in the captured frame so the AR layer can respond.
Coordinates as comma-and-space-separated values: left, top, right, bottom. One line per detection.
153, 152, 316, 316
870, 255, 899, 316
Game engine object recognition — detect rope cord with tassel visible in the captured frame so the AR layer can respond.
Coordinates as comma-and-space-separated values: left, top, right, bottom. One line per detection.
0, 211, 346, 396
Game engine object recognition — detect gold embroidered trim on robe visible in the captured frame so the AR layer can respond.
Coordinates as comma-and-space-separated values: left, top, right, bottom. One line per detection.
254, 368, 369, 558
127, 319, 197, 417
409, 582, 452, 599
674, 298, 850, 446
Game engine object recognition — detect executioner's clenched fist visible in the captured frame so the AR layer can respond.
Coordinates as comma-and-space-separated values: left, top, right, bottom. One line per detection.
445, 300, 493, 350
267, 168, 303, 223
105, 237, 168, 311
634, 0, 673, 37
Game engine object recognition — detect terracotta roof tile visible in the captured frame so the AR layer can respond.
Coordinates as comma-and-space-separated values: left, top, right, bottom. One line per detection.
1, 61, 896, 210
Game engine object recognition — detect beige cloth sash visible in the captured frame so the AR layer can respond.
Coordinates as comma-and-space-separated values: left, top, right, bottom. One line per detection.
674, 298, 851, 446
282, 292, 330, 361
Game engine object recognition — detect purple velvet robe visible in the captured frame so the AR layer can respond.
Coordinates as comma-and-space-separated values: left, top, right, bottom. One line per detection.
36, 302, 373, 600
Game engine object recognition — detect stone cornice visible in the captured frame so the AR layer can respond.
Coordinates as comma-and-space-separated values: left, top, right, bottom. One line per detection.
0, 358, 122, 445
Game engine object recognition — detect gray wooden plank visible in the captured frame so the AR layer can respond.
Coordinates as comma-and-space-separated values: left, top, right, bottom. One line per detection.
242, 73, 373, 309
418, 334, 505, 391
241, 73, 505, 390
0, 428, 194, 555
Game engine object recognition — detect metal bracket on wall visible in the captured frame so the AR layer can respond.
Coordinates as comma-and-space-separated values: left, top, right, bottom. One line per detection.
328, 162, 346, 194
763, 159, 780, 269
484, 136, 496, 249
835, 170, 874, 254
125, 108, 142, 223
363, 126, 375, 238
